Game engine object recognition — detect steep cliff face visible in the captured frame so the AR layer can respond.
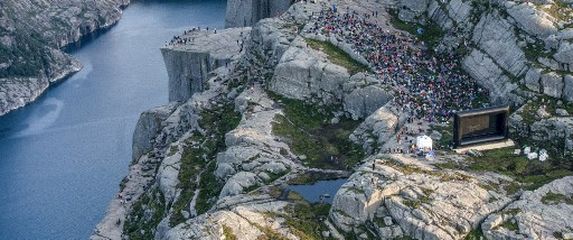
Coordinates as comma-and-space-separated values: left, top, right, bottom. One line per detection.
161, 28, 250, 102
225, 0, 293, 28
0, 0, 129, 116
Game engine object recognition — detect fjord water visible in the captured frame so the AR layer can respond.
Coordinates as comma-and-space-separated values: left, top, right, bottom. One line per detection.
0, 1, 225, 239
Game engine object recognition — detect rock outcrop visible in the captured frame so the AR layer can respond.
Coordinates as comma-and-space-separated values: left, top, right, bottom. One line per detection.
0, 0, 129, 116
270, 37, 392, 119
330, 154, 514, 239
132, 102, 180, 162
161, 28, 250, 102
224, 0, 293, 28
482, 176, 573, 240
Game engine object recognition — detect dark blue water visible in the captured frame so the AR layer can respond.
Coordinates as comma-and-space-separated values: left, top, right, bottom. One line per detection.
288, 179, 347, 204
0, 1, 225, 239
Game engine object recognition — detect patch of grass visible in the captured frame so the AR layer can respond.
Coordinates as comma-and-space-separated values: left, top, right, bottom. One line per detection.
519, 97, 573, 125
498, 219, 519, 231
268, 186, 284, 199
432, 123, 453, 150
195, 161, 223, 214
504, 182, 522, 195
502, 208, 523, 215
168, 145, 178, 156
523, 43, 554, 61
223, 225, 237, 240
169, 132, 206, 226
403, 195, 431, 209
256, 225, 290, 240
388, 10, 444, 49
469, 147, 573, 192
434, 161, 462, 170
305, 38, 369, 75
265, 170, 287, 184
170, 103, 241, 226
123, 188, 166, 240
280, 203, 331, 240
538, 1, 573, 22
464, 227, 485, 240
385, 159, 468, 182
287, 171, 344, 185
541, 192, 573, 205
270, 93, 364, 170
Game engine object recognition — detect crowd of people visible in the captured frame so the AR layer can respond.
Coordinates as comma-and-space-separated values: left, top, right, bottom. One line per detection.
167, 26, 218, 46
306, 7, 487, 123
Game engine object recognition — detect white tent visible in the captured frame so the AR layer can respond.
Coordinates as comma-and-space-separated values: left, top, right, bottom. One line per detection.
416, 135, 433, 152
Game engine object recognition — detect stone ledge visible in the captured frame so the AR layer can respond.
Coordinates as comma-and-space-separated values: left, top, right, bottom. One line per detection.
454, 139, 515, 154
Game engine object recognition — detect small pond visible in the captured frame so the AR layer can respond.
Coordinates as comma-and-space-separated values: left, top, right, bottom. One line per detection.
287, 178, 347, 204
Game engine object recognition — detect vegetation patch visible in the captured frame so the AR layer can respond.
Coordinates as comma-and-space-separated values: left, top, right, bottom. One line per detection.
432, 123, 454, 150
287, 171, 346, 185
0, 31, 52, 78
305, 38, 370, 75
497, 219, 519, 231
270, 93, 364, 170
195, 161, 224, 214
464, 227, 485, 240
523, 43, 554, 61
519, 97, 573, 125
469, 148, 573, 191
541, 192, 573, 205
170, 103, 241, 226
256, 225, 290, 240
278, 202, 332, 240
403, 195, 431, 209
537, 1, 573, 22
223, 225, 238, 240
124, 187, 166, 240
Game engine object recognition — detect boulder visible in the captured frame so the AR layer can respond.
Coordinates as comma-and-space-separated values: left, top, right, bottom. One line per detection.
541, 72, 564, 98
132, 102, 179, 161
462, 49, 518, 103
555, 41, 573, 64
472, 11, 528, 77
224, 0, 292, 28
505, 3, 558, 38
524, 68, 542, 92
351, 105, 399, 153
343, 85, 393, 120
564, 75, 573, 102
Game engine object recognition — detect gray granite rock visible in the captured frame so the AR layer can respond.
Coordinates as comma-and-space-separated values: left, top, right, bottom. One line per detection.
564, 75, 573, 102
462, 49, 518, 103
524, 67, 542, 92
482, 177, 573, 240
161, 28, 250, 102
472, 11, 528, 77
541, 72, 564, 98
555, 41, 573, 64
505, 2, 558, 38
225, 0, 292, 28
132, 102, 180, 162
330, 155, 513, 239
